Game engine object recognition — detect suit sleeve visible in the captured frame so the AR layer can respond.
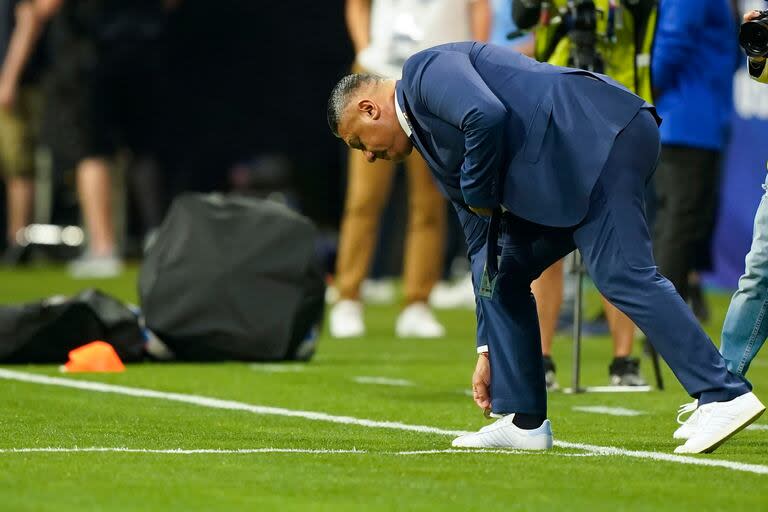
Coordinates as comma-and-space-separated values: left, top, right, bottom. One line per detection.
451, 202, 490, 352
651, 0, 697, 94
415, 51, 508, 210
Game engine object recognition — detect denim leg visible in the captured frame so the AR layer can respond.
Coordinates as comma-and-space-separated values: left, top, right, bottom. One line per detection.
721, 173, 768, 380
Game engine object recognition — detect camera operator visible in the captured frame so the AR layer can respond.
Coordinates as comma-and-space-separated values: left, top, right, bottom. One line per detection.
714, 7, 768, 391
512, 0, 658, 389
742, 8, 768, 82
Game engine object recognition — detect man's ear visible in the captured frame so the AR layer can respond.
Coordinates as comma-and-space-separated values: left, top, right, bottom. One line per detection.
357, 99, 381, 120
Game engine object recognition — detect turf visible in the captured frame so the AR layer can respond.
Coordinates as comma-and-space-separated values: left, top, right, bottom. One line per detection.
0, 266, 766, 511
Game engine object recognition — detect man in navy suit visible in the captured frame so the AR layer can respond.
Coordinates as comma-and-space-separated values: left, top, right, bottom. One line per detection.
327, 42, 764, 454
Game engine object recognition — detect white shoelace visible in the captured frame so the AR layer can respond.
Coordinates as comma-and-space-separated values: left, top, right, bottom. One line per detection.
676, 400, 699, 425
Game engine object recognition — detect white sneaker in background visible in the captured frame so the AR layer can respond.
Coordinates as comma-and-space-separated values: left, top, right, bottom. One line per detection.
361, 279, 397, 305
329, 300, 365, 338
325, 285, 340, 305
68, 253, 123, 279
451, 414, 553, 450
395, 302, 445, 338
673, 400, 700, 440
429, 273, 475, 309
673, 392, 765, 454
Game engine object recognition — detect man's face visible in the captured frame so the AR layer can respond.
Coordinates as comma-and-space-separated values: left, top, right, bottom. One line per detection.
338, 98, 413, 163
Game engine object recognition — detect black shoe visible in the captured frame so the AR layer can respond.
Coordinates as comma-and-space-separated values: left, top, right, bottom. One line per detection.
543, 355, 559, 391
1, 244, 29, 267
609, 356, 647, 386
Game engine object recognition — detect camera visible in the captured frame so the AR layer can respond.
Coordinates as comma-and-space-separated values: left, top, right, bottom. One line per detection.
567, 0, 604, 72
739, 9, 768, 58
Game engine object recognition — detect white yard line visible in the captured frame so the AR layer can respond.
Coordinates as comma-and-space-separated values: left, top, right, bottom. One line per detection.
352, 376, 414, 387
572, 406, 645, 417
747, 424, 768, 431
0, 368, 766, 475
0, 447, 364, 455
563, 385, 652, 393
249, 364, 306, 373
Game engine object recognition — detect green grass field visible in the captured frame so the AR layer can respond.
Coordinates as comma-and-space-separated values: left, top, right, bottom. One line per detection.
0, 266, 766, 511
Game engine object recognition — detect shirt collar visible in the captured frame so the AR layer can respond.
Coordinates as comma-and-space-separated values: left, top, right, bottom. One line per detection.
394, 91, 413, 138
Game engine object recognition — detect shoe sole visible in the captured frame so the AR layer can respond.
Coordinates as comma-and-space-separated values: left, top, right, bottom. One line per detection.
451, 437, 553, 450
683, 405, 766, 454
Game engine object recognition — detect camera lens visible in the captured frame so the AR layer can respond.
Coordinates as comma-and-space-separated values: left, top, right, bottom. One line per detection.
740, 19, 768, 58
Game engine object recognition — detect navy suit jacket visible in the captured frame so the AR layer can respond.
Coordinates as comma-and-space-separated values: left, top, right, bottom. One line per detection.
396, 42, 659, 228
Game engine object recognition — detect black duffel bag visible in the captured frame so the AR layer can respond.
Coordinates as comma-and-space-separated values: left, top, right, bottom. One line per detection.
0, 289, 145, 363
139, 194, 324, 362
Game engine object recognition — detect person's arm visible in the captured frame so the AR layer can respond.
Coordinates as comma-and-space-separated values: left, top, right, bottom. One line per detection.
470, 0, 492, 42
345, 0, 371, 56
651, 0, 697, 95
0, 0, 61, 110
512, 0, 541, 30
413, 51, 510, 210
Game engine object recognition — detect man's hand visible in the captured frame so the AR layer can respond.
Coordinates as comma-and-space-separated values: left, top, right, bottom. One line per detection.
469, 206, 493, 217
744, 9, 765, 22
472, 353, 491, 411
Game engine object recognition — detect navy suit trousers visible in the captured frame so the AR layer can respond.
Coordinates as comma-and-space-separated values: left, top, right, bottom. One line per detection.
469, 110, 749, 416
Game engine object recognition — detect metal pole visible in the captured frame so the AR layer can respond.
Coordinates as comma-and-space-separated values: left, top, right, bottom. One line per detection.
571, 250, 584, 393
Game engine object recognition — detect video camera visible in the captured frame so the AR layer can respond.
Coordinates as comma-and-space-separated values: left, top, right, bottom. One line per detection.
565, 0, 604, 72
740, 9, 768, 58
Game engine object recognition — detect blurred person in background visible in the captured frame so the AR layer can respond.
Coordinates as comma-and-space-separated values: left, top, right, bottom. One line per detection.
1, 0, 180, 277
430, 0, 533, 310
651, 0, 741, 309
512, 0, 658, 389
329, 0, 491, 339
0, 0, 47, 265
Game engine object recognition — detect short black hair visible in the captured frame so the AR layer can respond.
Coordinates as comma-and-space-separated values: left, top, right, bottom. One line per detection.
326, 73, 383, 137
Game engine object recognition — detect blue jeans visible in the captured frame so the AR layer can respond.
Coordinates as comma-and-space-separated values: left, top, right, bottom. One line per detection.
721, 172, 768, 382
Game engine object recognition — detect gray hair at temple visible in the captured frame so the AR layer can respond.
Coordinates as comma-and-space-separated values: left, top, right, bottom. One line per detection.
327, 73, 385, 137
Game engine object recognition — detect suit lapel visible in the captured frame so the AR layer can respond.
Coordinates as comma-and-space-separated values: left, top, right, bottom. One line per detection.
396, 84, 443, 174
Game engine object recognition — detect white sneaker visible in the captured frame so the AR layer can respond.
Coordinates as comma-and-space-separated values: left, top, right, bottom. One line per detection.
452, 414, 553, 450
361, 279, 396, 305
674, 392, 765, 454
68, 254, 123, 279
395, 302, 445, 338
429, 273, 475, 309
673, 400, 700, 440
329, 300, 365, 338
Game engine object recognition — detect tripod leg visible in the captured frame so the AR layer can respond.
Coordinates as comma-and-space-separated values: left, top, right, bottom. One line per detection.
645, 339, 665, 390
571, 251, 584, 393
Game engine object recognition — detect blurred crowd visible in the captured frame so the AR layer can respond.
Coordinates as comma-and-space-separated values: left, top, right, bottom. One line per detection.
0, 1, 764, 383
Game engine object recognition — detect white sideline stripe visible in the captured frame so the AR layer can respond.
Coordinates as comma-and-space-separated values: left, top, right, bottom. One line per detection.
353, 376, 414, 387
0, 447, 592, 457
572, 406, 645, 417
0, 369, 766, 475
747, 424, 768, 431
554, 440, 768, 474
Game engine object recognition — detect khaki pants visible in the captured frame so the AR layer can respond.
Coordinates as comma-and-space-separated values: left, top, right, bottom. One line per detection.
335, 147, 446, 304
0, 86, 42, 179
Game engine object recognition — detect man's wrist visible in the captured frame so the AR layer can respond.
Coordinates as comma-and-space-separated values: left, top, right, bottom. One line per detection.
477, 344, 488, 354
